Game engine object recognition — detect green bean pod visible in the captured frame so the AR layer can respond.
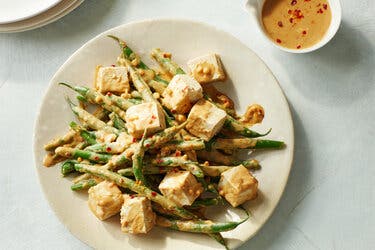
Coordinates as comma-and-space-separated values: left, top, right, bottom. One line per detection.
71, 179, 98, 191
156, 216, 247, 233
55, 147, 112, 164
61, 160, 78, 176
151, 48, 185, 75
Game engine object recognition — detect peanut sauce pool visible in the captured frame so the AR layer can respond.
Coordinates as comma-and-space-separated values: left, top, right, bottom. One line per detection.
262, 0, 332, 49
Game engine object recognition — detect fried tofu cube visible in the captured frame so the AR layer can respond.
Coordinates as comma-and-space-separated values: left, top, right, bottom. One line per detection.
120, 195, 156, 234
186, 99, 227, 141
159, 170, 203, 207
187, 53, 226, 84
162, 74, 203, 114
125, 102, 166, 138
88, 181, 124, 220
95, 66, 130, 94
218, 165, 258, 207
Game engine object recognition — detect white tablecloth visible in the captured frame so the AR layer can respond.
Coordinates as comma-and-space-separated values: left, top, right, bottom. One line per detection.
0, 0, 374, 249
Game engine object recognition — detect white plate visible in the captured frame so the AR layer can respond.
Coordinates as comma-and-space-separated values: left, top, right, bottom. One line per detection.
0, 0, 83, 33
0, 0, 62, 24
34, 19, 294, 249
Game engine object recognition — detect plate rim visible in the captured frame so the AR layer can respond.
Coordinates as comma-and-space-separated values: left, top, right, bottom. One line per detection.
0, 0, 83, 33
0, 0, 64, 24
33, 18, 295, 249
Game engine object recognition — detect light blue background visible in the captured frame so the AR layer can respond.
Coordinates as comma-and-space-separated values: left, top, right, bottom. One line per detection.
0, 0, 374, 249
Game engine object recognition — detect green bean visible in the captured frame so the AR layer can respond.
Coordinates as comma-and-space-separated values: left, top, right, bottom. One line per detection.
143, 122, 187, 149
71, 179, 98, 191
44, 130, 76, 151
191, 198, 221, 207
152, 201, 228, 248
162, 139, 205, 151
74, 163, 196, 219
223, 116, 271, 138
156, 216, 247, 233
117, 166, 172, 176
61, 160, 78, 176
200, 161, 260, 177
148, 79, 167, 94
108, 112, 127, 131
66, 98, 119, 135
107, 93, 142, 110
240, 159, 261, 169
196, 150, 238, 166
69, 122, 97, 145
149, 156, 204, 178
60, 83, 129, 121
207, 137, 284, 150
132, 130, 149, 186
55, 147, 112, 164
151, 48, 185, 75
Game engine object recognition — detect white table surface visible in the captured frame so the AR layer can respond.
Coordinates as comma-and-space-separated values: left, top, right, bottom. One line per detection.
0, 0, 374, 249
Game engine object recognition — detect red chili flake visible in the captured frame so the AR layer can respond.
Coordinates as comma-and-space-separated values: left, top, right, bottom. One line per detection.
106, 147, 112, 152
130, 194, 135, 199
111, 64, 116, 67
171, 109, 177, 114
175, 150, 182, 157
294, 9, 304, 19
323, 4, 327, 10
288, 9, 292, 14
145, 144, 150, 148
106, 92, 112, 96
291, 0, 297, 5
302, 30, 307, 35
289, 18, 294, 23
151, 115, 156, 119
94, 156, 99, 160
317, 3, 321, 7
277, 21, 283, 27
276, 39, 282, 44
132, 137, 137, 143
156, 158, 164, 164
151, 191, 157, 197
297, 45, 302, 49
317, 8, 323, 13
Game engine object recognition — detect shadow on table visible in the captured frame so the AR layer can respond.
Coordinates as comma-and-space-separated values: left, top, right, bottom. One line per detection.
238, 101, 313, 249
279, 21, 374, 107
240, 21, 374, 249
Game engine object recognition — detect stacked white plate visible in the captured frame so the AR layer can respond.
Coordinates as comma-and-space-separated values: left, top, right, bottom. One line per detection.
0, 0, 83, 33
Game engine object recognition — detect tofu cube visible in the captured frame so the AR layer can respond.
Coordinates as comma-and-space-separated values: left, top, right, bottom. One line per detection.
88, 181, 124, 220
187, 53, 226, 84
186, 99, 227, 141
125, 102, 166, 138
162, 74, 203, 114
120, 195, 156, 234
95, 66, 130, 94
159, 170, 203, 207
218, 165, 258, 207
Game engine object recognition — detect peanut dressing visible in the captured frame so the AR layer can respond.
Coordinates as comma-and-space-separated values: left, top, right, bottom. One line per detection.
262, 0, 332, 49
